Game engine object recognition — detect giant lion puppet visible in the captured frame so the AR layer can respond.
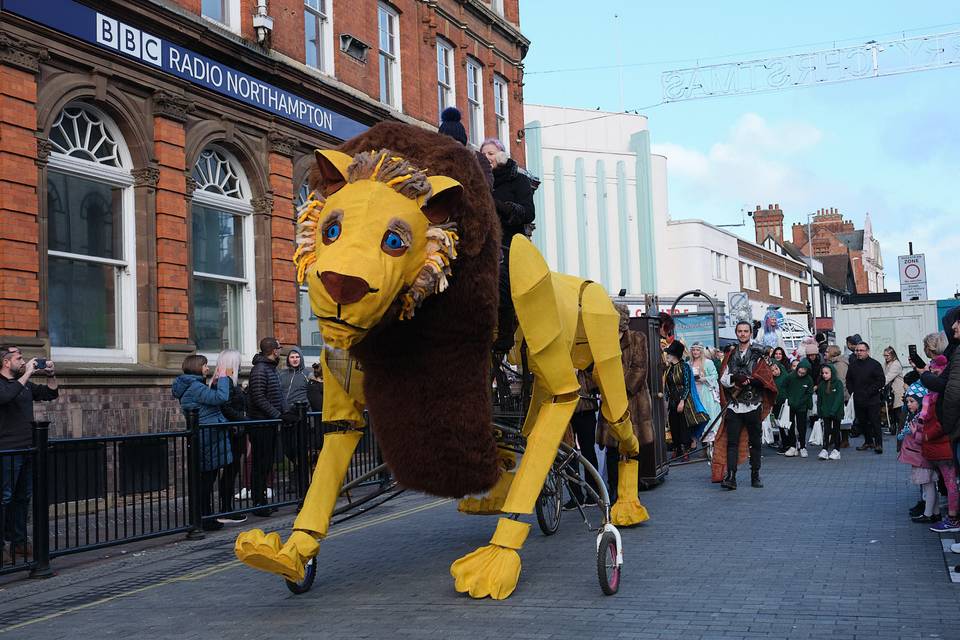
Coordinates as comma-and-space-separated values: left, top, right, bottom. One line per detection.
234, 122, 648, 600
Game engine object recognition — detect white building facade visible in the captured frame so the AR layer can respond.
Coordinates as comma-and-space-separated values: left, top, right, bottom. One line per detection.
523, 105, 661, 296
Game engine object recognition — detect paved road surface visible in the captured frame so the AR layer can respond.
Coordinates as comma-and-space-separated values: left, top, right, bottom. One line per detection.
1, 444, 958, 639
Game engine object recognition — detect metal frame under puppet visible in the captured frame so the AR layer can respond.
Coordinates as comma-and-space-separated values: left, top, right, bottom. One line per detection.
232, 122, 647, 601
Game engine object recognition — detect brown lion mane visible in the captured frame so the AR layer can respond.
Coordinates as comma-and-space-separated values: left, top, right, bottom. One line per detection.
309, 122, 502, 498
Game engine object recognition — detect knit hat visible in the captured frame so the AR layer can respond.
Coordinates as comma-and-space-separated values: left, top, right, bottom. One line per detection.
665, 339, 685, 360
930, 354, 948, 374
905, 381, 928, 402
804, 342, 819, 356
437, 107, 467, 146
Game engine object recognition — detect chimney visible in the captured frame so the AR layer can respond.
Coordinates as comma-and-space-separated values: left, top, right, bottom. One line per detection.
752, 203, 785, 244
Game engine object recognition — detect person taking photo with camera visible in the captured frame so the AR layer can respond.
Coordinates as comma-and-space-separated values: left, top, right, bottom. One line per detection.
0, 346, 58, 561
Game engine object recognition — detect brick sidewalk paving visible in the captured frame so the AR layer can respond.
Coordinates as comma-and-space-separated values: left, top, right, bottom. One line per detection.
0, 443, 957, 639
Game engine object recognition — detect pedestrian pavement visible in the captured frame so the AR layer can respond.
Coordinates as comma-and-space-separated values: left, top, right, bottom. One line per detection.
1, 440, 958, 639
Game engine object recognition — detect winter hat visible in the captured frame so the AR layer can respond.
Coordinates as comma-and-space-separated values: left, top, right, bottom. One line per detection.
930, 354, 948, 374
800, 336, 818, 356
905, 381, 928, 403
665, 339, 686, 360
438, 107, 467, 146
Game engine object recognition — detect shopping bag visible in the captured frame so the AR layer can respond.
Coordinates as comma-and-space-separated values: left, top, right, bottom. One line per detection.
808, 419, 823, 446
762, 418, 774, 445
842, 394, 855, 425
777, 400, 790, 428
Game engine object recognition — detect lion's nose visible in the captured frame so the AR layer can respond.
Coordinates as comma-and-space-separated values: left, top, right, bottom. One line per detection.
320, 271, 371, 305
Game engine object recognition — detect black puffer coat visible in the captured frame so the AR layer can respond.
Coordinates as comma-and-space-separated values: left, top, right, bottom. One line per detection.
247, 353, 284, 420
492, 158, 535, 245
922, 307, 960, 439
846, 355, 885, 406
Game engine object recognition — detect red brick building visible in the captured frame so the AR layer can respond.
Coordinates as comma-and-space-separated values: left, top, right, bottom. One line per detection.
0, 0, 529, 436
789, 207, 885, 295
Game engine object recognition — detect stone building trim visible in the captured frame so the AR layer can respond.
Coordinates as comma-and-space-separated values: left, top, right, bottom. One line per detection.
0, 29, 48, 73
251, 194, 275, 218
267, 131, 299, 158
132, 166, 161, 189
153, 90, 195, 123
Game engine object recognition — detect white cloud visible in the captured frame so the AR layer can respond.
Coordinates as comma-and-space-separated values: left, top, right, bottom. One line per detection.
652, 113, 826, 215
653, 113, 958, 299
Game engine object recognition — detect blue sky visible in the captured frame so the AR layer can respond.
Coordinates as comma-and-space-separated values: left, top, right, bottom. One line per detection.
519, 1, 960, 299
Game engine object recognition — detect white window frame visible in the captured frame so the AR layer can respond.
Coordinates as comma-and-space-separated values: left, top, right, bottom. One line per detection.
377, 3, 402, 109
304, 0, 335, 76
47, 105, 137, 364
190, 148, 257, 363
466, 57, 484, 147
768, 272, 782, 297
790, 280, 802, 303
490, 0, 505, 15
493, 74, 509, 146
436, 38, 456, 117
740, 263, 757, 291
201, 0, 241, 34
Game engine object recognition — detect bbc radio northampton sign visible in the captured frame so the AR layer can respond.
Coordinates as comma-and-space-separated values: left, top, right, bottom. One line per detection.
1, 0, 368, 141
898, 254, 928, 302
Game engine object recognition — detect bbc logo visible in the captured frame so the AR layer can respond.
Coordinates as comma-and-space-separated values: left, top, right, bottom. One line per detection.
96, 13, 162, 67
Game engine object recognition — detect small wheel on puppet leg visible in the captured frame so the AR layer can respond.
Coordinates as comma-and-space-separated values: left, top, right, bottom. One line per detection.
535, 468, 562, 536
597, 529, 621, 595
285, 556, 317, 595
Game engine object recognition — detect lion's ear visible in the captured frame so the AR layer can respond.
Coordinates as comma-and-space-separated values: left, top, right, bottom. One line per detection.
314, 150, 353, 197
421, 175, 463, 224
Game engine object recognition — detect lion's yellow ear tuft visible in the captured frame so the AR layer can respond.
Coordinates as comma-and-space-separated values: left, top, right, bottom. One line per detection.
314, 150, 354, 197
421, 175, 463, 224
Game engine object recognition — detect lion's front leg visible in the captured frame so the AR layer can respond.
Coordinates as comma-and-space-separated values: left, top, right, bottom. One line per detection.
451, 395, 576, 599
235, 430, 363, 581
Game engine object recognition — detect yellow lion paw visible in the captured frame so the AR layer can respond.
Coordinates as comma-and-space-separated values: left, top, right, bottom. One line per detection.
450, 544, 522, 600
234, 529, 320, 582
450, 517, 528, 600
610, 497, 649, 527
458, 471, 515, 515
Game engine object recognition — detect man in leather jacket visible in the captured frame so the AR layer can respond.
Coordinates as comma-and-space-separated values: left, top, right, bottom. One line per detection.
718, 321, 776, 489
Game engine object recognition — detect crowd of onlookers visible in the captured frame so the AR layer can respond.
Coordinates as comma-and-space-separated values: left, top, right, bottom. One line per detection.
171, 338, 324, 531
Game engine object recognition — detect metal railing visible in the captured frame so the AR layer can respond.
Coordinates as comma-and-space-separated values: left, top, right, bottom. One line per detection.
0, 405, 386, 578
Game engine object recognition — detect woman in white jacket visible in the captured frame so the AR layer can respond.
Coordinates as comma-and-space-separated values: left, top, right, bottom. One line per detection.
883, 346, 905, 434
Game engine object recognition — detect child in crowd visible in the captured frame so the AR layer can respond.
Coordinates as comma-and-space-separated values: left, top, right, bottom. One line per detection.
919, 356, 960, 533
816, 363, 845, 460
899, 383, 939, 523
781, 359, 814, 457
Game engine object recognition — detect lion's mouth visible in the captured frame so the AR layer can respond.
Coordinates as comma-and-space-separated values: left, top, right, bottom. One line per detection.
320, 316, 369, 331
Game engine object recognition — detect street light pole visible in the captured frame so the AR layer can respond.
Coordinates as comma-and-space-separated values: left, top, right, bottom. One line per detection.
806, 212, 816, 331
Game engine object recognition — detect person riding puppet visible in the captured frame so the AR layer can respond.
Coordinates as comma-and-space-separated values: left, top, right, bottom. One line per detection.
233, 123, 650, 600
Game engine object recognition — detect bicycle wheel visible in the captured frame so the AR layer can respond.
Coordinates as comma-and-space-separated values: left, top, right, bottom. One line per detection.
285, 556, 317, 595
597, 530, 621, 595
535, 468, 562, 535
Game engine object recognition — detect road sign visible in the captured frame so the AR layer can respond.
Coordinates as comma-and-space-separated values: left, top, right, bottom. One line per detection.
727, 291, 751, 324
898, 254, 928, 301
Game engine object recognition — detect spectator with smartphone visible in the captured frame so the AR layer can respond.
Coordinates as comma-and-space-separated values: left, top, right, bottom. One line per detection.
0, 346, 58, 561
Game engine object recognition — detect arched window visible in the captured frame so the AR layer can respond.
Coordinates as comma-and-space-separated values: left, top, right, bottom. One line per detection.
190, 146, 256, 356
46, 103, 136, 361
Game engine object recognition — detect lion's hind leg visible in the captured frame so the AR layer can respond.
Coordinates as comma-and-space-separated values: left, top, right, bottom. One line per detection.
235, 430, 363, 581
580, 283, 648, 526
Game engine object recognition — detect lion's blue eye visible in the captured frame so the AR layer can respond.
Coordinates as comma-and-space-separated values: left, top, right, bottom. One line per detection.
323, 222, 341, 243
381, 229, 408, 256
384, 231, 404, 249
